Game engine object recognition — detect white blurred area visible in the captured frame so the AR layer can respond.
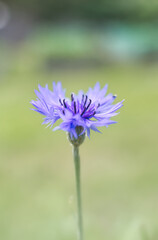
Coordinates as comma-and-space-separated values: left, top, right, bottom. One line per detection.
0, 1, 10, 30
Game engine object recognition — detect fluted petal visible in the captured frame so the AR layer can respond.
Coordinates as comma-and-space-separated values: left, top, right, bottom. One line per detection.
31, 82, 123, 138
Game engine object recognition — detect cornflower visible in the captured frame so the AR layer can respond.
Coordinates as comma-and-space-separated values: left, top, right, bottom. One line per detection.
31, 82, 124, 240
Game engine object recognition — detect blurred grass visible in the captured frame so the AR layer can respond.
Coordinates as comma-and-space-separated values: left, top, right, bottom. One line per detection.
0, 36, 158, 240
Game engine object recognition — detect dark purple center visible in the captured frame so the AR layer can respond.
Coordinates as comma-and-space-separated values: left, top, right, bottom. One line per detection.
59, 93, 97, 118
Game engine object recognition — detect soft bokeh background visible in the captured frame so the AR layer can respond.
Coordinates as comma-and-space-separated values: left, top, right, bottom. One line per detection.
0, 1, 158, 239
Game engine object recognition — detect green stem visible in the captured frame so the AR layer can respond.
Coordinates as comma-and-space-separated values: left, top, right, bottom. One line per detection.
73, 146, 83, 240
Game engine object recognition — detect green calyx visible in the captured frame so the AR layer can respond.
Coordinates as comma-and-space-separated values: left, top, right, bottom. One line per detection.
68, 126, 85, 147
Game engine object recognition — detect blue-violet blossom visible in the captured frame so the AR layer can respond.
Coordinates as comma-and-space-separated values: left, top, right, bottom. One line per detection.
31, 82, 124, 139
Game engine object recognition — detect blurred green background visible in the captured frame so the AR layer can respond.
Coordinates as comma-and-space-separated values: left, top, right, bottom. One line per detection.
0, 1, 158, 240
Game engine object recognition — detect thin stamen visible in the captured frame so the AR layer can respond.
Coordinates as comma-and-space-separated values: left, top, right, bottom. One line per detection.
74, 101, 77, 114
63, 99, 67, 108
59, 99, 63, 106
71, 94, 74, 102
82, 94, 84, 103
86, 99, 92, 110
81, 99, 92, 116
83, 95, 88, 107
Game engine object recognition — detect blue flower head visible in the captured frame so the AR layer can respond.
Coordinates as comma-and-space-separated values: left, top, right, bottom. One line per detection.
31, 82, 123, 144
